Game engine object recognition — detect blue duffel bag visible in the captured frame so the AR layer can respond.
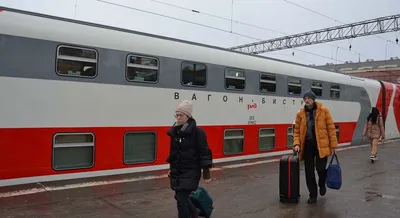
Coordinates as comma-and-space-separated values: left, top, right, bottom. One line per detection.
326, 151, 342, 190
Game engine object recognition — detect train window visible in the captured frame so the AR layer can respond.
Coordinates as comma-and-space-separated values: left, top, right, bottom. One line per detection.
223, 129, 244, 155
287, 127, 294, 148
52, 133, 95, 170
181, 62, 207, 87
259, 73, 276, 93
259, 128, 275, 151
330, 84, 340, 99
126, 55, 159, 83
361, 90, 368, 99
124, 131, 156, 164
335, 125, 340, 142
288, 77, 301, 95
56, 45, 97, 78
225, 68, 245, 90
311, 81, 323, 96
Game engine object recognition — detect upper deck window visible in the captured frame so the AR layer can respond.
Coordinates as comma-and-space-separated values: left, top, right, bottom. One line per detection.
181, 62, 207, 87
330, 84, 340, 99
260, 73, 276, 93
288, 77, 301, 95
126, 55, 159, 83
225, 68, 245, 90
311, 81, 323, 96
56, 45, 97, 78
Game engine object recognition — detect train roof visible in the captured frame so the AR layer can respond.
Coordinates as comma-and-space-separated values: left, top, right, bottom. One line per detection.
0, 6, 383, 87
1, 6, 311, 68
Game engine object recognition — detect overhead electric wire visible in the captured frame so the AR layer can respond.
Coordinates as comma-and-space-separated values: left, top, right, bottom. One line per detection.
145, 0, 285, 35
96, 0, 346, 63
282, 0, 342, 24
96, 0, 260, 41
139, 0, 369, 60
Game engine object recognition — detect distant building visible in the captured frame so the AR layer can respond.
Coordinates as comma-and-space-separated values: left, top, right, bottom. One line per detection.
313, 57, 400, 84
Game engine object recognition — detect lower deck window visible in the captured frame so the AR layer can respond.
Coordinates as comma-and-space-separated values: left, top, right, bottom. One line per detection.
287, 127, 294, 148
224, 129, 244, 155
124, 131, 156, 164
259, 128, 275, 151
53, 133, 95, 170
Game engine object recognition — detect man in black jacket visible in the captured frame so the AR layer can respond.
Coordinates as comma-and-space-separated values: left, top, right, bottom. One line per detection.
167, 100, 213, 218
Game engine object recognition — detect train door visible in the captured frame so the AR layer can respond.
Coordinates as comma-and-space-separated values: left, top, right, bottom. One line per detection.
377, 81, 389, 127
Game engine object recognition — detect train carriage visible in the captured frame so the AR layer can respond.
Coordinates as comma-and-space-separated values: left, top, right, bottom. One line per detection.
0, 7, 399, 187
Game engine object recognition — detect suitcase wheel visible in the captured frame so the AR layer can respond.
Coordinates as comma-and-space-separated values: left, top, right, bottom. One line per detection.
280, 197, 299, 204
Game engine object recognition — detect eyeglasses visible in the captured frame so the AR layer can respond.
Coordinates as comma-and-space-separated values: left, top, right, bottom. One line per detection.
174, 113, 185, 118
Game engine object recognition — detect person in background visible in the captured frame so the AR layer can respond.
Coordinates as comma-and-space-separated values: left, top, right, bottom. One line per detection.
166, 100, 213, 218
293, 90, 338, 204
363, 107, 385, 162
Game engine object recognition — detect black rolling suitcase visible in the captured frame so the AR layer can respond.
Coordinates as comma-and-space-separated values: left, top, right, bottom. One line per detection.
279, 152, 300, 203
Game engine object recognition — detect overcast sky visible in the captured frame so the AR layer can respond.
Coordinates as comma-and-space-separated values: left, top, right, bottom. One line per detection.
1, 0, 400, 66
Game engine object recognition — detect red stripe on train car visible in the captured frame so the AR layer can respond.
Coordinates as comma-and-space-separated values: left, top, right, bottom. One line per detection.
0, 122, 356, 181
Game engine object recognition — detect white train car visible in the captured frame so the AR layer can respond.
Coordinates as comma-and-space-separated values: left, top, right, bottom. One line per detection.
0, 7, 399, 187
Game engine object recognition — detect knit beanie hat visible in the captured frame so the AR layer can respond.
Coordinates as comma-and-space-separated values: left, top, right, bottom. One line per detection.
176, 100, 193, 118
303, 90, 316, 101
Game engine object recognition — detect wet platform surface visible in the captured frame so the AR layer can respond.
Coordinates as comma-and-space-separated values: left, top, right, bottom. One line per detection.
1, 140, 400, 218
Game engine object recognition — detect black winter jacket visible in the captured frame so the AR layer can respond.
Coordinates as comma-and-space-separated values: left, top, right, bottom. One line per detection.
166, 118, 213, 191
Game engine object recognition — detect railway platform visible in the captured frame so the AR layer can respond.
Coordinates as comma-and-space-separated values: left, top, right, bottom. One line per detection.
1, 140, 400, 218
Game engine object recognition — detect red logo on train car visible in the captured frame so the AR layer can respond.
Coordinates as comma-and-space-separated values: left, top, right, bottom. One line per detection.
247, 103, 257, 110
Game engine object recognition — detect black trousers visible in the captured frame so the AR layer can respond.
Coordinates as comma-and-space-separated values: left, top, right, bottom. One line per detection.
303, 138, 328, 198
174, 190, 197, 218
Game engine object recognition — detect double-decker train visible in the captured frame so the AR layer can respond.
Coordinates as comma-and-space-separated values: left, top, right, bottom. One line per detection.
0, 7, 399, 187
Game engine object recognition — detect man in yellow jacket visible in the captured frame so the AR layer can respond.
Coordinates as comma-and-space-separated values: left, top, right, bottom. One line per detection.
293, 90, 338, 204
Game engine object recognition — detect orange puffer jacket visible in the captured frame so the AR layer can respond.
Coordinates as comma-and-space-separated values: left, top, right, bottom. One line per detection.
293, 102, 338, 161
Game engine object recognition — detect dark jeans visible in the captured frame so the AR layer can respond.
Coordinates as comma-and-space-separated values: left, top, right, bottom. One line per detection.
303, 138, 328, 198
174, 190, 197, 218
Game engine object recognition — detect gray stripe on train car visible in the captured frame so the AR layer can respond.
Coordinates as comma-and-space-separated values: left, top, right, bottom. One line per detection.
0, 34, 373, 144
